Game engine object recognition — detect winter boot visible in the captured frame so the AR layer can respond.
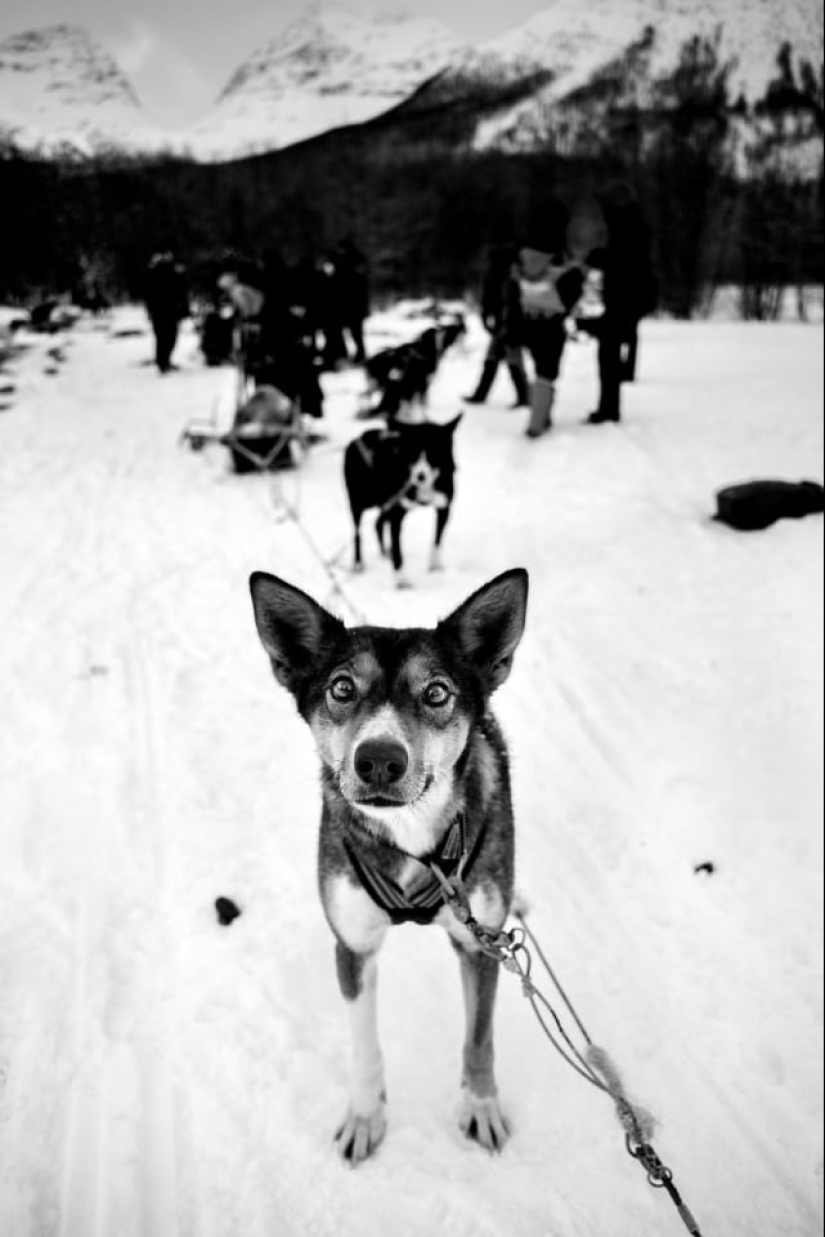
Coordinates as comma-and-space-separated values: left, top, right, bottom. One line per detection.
525, 378, 554, 438
509, 363, 530, 408
464, 360, 498, 404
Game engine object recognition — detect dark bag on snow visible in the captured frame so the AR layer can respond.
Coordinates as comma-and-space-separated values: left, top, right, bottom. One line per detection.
713, 479, 825, 531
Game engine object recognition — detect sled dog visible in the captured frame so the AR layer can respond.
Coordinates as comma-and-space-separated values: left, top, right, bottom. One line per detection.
343, 416, 461, 586
249, 568, 528, 1163
364, 315, 466, 420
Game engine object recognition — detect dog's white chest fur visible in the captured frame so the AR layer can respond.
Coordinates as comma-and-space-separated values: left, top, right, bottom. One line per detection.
325, 866, 506, 956
325, 872, 390, 952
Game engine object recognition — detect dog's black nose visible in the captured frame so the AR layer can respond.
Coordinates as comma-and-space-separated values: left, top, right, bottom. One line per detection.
354, 738, 409, 788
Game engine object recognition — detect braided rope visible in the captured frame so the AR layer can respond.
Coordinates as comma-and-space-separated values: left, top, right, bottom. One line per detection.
430, 864, 703, 1235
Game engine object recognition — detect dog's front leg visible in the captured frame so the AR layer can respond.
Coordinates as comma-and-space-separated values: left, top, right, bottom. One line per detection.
374, 511, 387, 557
454, 942, 510, 1152
352, 515, 365, 572
429, 502, 451, 572
334, 943, 388, 1164
387, 509, 412, 588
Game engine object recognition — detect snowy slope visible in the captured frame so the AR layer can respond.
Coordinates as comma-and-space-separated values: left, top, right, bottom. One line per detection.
0, 24, 171, 158
0, 303, 822, 1236
182, 6, 467, 161
3, 0, 822, 163
474, 0, 825, 150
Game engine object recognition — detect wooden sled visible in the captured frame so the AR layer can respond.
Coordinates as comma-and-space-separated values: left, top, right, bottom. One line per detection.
180, 384, 313, 473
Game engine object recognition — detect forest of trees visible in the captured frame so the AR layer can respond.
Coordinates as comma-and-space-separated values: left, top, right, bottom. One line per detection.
0, 37, 821, 319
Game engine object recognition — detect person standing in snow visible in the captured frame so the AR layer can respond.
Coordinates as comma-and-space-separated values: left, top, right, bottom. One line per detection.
253, 247, 325, 419
315, 250, 348, 372
217, 269, 265, 379
144, 251, 189, 373
335, 236, 370, 364
583, 182, 656, 424
464, 242, 529, 409
514, 203, 585, 437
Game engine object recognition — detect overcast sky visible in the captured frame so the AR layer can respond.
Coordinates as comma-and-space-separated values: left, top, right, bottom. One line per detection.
0, 0, 550, 127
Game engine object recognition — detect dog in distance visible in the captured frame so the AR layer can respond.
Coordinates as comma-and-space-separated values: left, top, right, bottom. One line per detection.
343, 416, 461, 587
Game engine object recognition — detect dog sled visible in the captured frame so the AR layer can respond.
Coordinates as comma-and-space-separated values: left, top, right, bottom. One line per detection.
181, 382, 311, 472
183, 293, 331, 473
181, 312, 328, 474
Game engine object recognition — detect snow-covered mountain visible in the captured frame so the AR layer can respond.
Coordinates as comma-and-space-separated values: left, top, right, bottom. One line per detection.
0, 0, 821, 164
0, 24, 172, 159
181, 7, 467, 161
472, 0, 824, 150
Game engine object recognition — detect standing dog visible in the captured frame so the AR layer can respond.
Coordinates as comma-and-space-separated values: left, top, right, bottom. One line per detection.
249, 568, 529, 1163
362, 315, 466, 420
344, 416, 461, 586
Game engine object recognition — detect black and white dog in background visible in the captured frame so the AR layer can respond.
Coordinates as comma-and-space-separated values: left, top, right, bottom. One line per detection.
343, 416, 462, 587
363, 314, 466, 422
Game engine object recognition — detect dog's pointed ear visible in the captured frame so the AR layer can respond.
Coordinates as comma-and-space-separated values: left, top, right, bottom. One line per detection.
249, 572, 344, 694
439, 568, 528, 694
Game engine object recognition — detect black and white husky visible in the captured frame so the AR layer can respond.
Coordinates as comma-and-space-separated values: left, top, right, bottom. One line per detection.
250, 568, 529, 1163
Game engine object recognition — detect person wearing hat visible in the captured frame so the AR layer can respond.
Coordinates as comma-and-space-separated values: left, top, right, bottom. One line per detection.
514, 202, 585, 437
144, 251, 189, 373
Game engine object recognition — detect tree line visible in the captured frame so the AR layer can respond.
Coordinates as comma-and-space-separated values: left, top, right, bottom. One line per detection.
0, 36, 821, 319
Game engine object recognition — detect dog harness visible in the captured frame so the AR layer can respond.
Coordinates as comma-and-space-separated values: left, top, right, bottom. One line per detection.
342, 812, 486, 926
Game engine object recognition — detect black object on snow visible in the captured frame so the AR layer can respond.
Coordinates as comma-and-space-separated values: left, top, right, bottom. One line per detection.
694, 862, 715, 876
215, 896, 242, 925
713, 479, 824, 531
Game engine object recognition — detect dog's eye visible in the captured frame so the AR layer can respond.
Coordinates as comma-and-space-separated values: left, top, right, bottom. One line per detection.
328, 676, 356, 703
422, 682, 451, 707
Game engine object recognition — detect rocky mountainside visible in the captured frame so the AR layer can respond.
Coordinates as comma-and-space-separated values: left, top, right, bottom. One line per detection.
0, 1, 821, 164
0, 24, 171, 158
471, 0, 824, 151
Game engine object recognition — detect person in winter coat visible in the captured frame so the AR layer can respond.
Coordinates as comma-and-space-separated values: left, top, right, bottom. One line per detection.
464, 242, 529, 409
584, 182, 656, 424
253, 248, 324, 419
145, 251, 189, 373
335, 236, 370, 364
314, 251, 348, 371
514, 203, 585, 437
217, 271, 264, 323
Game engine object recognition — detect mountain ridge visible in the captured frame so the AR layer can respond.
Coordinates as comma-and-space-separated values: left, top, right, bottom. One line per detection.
0, 1, 821, 164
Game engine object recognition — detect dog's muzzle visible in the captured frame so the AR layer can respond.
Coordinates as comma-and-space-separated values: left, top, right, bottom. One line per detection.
353, 738, 408, 800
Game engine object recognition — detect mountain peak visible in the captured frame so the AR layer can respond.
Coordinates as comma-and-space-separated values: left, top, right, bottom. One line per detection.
0, 22, 170, 156
1, 0, 821, 164
191, 4, 467, 159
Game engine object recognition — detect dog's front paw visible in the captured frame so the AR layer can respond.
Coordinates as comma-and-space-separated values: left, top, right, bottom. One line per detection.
335, 1103, 387, 1165
395, 573, 413, 590
458, 1090, 510, 1153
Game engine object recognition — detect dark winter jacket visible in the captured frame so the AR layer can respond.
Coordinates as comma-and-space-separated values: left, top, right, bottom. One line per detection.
335, 241, 370, 323
479, 245, 519, 330
145, 254, 188, 323
588, 201, 656, 327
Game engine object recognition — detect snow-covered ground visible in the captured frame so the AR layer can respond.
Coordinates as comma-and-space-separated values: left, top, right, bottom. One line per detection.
0, 304, 822, 1237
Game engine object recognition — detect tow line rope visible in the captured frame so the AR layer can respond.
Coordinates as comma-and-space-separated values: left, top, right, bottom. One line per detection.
429, 861, 704, 1237
269, 431, 423, 626
271, 483, 368, 626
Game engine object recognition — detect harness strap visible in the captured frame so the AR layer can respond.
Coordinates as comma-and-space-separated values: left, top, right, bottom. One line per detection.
343, 812, 487, 926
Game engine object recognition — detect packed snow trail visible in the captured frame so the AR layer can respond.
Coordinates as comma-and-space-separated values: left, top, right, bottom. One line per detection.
0, 307, 822, 1237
